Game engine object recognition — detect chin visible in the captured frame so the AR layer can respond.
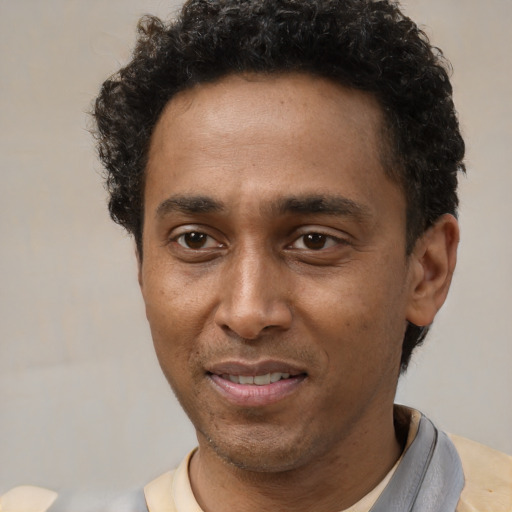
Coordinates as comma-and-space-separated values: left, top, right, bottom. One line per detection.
200, 425, 321, 474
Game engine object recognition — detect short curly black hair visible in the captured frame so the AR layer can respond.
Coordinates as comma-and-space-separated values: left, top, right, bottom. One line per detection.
93, 0, 465, 371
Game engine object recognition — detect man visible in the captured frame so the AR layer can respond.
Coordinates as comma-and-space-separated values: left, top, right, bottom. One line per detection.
2, 0, 510, 511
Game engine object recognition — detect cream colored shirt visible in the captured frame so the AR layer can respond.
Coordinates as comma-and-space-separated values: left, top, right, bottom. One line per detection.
3, 409, 512, 511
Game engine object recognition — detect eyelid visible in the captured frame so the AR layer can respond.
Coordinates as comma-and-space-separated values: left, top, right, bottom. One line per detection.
291, 235, 339, 250
176, 233, 222, 249
288, 226, 351, 249
167, 225, 226, 250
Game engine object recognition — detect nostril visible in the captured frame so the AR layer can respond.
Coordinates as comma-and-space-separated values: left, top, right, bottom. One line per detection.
220, 325, 265, 342
214, 288, 293, 339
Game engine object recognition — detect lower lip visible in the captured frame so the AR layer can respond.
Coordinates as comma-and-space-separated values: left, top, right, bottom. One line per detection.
208, 374, 306, 407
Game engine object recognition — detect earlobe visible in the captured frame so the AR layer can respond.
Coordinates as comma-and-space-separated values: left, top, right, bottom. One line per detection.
406, 214, 459, 327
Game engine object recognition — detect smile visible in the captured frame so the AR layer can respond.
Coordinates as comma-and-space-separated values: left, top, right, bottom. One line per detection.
222, 372, 291, 385
206, 362, 307, 406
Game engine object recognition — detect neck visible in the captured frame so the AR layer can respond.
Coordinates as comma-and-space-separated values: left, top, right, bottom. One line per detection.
189, 405, 404, 512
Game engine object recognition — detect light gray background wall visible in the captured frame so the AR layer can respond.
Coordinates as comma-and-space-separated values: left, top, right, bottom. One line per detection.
1, 0, 511, 493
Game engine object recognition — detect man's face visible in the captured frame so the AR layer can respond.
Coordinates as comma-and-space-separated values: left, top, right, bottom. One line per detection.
139, 74, 417, 472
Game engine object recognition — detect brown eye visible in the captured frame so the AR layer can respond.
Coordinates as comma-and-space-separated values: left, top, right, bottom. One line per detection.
303, 233, 328, 250
290, 231, 342, 251
177, 232, 210, 249
185, 232, 207, 249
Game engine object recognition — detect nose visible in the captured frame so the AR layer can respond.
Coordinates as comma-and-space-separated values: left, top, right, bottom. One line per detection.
214, 247, 293, 340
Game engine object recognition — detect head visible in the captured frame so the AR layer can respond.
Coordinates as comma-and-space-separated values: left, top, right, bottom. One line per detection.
94, 0, 463, 477
93, 0, 464, 373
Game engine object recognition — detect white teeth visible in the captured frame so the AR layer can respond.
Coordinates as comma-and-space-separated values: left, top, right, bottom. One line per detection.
254, 373, 271, 385
224, 372, 292, 385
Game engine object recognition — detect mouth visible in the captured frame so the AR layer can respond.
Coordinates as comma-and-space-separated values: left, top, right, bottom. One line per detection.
206, 361, 307, 406
220, 372, 292, 385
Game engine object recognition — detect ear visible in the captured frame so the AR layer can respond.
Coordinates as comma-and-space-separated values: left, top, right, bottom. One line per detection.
406, 214, 459, 327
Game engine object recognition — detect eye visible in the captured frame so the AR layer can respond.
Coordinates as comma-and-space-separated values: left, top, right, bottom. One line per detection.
291, 232, 341, 250
175, 231, 222, 250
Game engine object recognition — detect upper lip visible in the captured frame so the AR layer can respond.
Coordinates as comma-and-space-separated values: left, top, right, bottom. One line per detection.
206, 360, 306, 377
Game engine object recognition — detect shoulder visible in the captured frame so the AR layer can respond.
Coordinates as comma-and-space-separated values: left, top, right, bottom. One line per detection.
0, 485, 58, 512
144, 450, 197, 512
0, 485, 149, 511
144, 471, 177, 512
449, 433, 512, 512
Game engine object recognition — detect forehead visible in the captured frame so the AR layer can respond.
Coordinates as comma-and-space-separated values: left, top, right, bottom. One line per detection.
145, 73, 403, 223
150, 73, 386, 163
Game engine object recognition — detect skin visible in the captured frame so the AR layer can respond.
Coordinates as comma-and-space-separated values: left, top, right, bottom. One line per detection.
139, 73, 459, 512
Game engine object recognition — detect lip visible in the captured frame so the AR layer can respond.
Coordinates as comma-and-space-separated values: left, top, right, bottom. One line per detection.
207, 359, 305, 377
206, 359, 307, 407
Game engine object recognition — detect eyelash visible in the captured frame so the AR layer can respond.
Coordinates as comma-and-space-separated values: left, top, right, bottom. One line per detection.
173, 231, 224, 250
289, 232, 346, 251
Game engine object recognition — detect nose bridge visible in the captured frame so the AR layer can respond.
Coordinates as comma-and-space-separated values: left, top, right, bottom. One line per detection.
234, 244, 274, 310
215, 241, 292, 339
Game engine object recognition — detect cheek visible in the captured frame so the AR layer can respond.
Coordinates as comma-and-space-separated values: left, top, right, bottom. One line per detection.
142, 259, 209, 326
298, 263, 407, 358
142, 275, 200, 366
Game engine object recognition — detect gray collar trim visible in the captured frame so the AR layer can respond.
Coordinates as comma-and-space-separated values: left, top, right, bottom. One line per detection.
370, 414, 465, 512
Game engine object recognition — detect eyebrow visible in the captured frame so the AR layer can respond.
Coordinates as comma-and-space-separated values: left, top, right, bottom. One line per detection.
156, 195, 225, 217
274, 195, 372, 220
155, 193, 371, 221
